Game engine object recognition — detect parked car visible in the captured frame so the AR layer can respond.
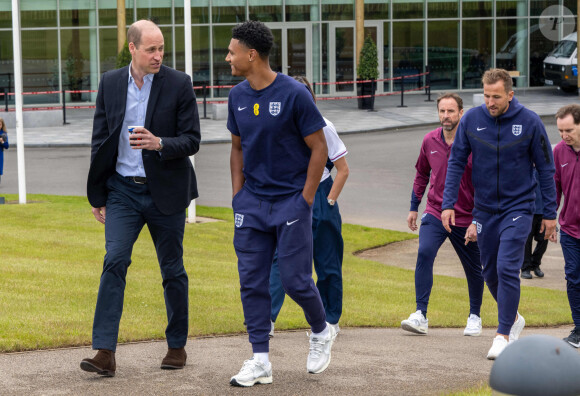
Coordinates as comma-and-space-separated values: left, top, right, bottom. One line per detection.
543, 32, 578, 92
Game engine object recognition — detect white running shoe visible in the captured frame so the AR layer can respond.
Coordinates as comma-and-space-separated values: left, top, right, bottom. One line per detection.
307, 323, 337, 374
509, 312, 525, 343
230, 358, 273, 387
486, 335, 509, 360
401, 310, 428, 335
464, 314, 482, 336
269, 321, 274, 338
329, 323, 340, 335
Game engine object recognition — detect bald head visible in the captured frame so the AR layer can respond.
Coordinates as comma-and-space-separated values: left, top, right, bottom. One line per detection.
127, 20, 160, 49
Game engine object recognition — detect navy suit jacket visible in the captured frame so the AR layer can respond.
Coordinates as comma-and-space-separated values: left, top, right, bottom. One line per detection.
87, 64, 201, 215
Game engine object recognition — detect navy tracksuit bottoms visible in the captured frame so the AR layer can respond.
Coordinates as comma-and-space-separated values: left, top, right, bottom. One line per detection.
233, 187, 327, 353
473, 209, 532, 335
415, 213, 483, 316
561, 231, 580, 328
270, 177, 344, 325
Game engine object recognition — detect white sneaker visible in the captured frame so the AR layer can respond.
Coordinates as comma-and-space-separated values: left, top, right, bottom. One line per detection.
464, 314, 482, 336
487, 335, 508, 360
401, 310, 428, 335
329, 323, 340, 335
307, 323, 337, 374
230, 358, 273, 387
509, 312, 525, 342
269, 321, 274, 338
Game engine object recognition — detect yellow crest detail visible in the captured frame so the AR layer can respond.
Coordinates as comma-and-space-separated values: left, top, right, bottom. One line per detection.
253, 103, 259, 116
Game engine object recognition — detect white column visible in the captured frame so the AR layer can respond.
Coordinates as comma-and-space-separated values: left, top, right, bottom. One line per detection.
12, 0, 26, 204
184, 0, 196, 223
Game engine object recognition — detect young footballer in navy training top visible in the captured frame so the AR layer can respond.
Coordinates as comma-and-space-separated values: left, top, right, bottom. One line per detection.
226, 21, 337, 387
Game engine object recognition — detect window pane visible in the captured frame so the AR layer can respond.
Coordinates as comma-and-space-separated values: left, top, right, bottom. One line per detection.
365, 0, 388, 20
462, 20, 492, 88
564, 0, 577, 14
393, 0, 423, 19
21, 0, 57, 28
60, 0, 95, 27
0, 31, 14, 100
428, 0, 458, 19
286, 0, 319, 21
530, 18, 560, 86
0, 1, 10, 29
383, 22, 390, 91
212, 25, 243, 97
191, 0, 210, 24
496, 19, 529, 87
497, 1, 528, 18
321, 23, 329, 94
99, 0, 134, 27
61, 29, 99, 102
322, 0, 354, 21
250, 0, 282, 22
335, 27, 354, 92
99, 28, 118, 74
159, 26, 173, 68
270, 29, 283, 73
136, 0, 172, 25
212, 0, 246, 24
22, 30, 59, 104
530, 0, 559, 16
393, 21, 424, 91
428, 20, 458, 89
462, 0, 491, 18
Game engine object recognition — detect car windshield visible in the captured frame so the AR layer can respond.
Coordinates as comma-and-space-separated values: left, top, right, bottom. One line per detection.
549, 40, 576, 58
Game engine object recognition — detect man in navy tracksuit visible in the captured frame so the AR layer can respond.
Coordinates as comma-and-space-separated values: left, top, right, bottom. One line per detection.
442, 69, 557, 360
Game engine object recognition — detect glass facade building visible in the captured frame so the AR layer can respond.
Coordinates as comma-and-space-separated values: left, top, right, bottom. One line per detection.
0, 1, 577, 105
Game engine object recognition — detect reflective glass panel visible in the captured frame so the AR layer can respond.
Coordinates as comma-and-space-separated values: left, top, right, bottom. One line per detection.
21, 0, 57, 28
0, 31, 14, 101
250, 0, 283, 22
321, 23, 329, 94
99, 28, 118, 74
191, 0, 210, 23
159, 26, 173, 68
428, 20, 459, 90
530, 0, 558, 16
288, 28, 307, 77
564, 0, 577, 14
428, 0, 458, 18
393, 0, 423, 19
462, 0, 491, 18
393, 21, 424, 91
365, 0, 388, 20
530, 18, 560, 86
0, 1, 10, 29
270, 29, 283, 73
60, 0, 95, 27
322, 0, 354, 21
383, 22, 390, 91
22, 30, 59, 104
462, 19, 492, 88
286, 0, 319, 21
496, 18, 529, 87
136, 0, 172, 25
99, 0, 134, 27
61, 29, 99, 102
212, 25, 243, 97
212, 0, 246, 24
497, 1, 528, 17
335, 26, 354, 92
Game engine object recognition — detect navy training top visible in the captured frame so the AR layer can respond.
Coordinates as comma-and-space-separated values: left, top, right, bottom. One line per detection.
227, 73, 326, 202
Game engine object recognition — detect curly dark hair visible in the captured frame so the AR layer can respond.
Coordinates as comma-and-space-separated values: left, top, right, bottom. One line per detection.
232, 21, 274, 58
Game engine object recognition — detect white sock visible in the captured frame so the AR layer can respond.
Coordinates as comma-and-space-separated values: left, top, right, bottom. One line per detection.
312, 324, 330, 338
253, 352, 269, 365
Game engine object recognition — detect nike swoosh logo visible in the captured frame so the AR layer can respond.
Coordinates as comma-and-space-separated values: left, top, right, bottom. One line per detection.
477, 127, 487, 131
430, 151, 438, 154
238, 106, 247, 111
286, 219, 299, 226
513, 216, 522, 221
562, 163, 569, 168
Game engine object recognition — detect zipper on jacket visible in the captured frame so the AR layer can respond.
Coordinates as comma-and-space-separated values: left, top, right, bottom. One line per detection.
496, 119, 500, 212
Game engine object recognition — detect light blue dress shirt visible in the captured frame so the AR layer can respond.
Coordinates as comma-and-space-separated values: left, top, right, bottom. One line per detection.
116, 63, 154, 177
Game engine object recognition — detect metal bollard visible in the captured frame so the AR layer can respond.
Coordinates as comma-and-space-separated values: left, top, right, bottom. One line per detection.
398, 75, 407, 108
3, 88, 7, 112
202, 84, 208, 119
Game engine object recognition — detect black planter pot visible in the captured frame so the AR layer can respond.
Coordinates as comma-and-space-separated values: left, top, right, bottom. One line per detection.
357, 79, 376, 110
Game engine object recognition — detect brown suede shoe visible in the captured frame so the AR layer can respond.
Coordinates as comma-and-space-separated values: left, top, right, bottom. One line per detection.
80, 349, 116, 377
161, 347, 187, 369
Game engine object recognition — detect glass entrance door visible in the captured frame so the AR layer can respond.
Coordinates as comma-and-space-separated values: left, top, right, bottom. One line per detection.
330, 24, 355, 94
268, 24, 312, 82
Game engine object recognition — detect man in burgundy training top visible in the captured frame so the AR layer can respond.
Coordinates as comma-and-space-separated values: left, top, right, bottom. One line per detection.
401, 93, 484, 337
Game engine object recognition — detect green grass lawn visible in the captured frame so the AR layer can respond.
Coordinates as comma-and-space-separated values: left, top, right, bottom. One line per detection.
0, 194, 572, 353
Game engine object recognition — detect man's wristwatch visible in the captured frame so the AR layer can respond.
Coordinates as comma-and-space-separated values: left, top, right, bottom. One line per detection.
327, 198, 335, 206
156, 137, 164, 151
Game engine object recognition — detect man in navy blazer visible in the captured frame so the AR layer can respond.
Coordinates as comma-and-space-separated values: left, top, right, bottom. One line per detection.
82, 20, 200, 377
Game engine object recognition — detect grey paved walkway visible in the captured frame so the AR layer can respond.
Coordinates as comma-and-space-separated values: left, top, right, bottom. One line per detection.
8, 87, 580, 147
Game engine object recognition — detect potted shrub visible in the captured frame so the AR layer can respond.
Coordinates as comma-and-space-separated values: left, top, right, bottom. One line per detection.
357, 35, 379, 110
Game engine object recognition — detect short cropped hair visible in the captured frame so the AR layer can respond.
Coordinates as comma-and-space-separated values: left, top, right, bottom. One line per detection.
293, 75, 316, 102
436, 93, 463, 110
482, 68, 513, 93
555, 104, 580, 124
127, 20, 159, 48
232, 21, 274, 58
